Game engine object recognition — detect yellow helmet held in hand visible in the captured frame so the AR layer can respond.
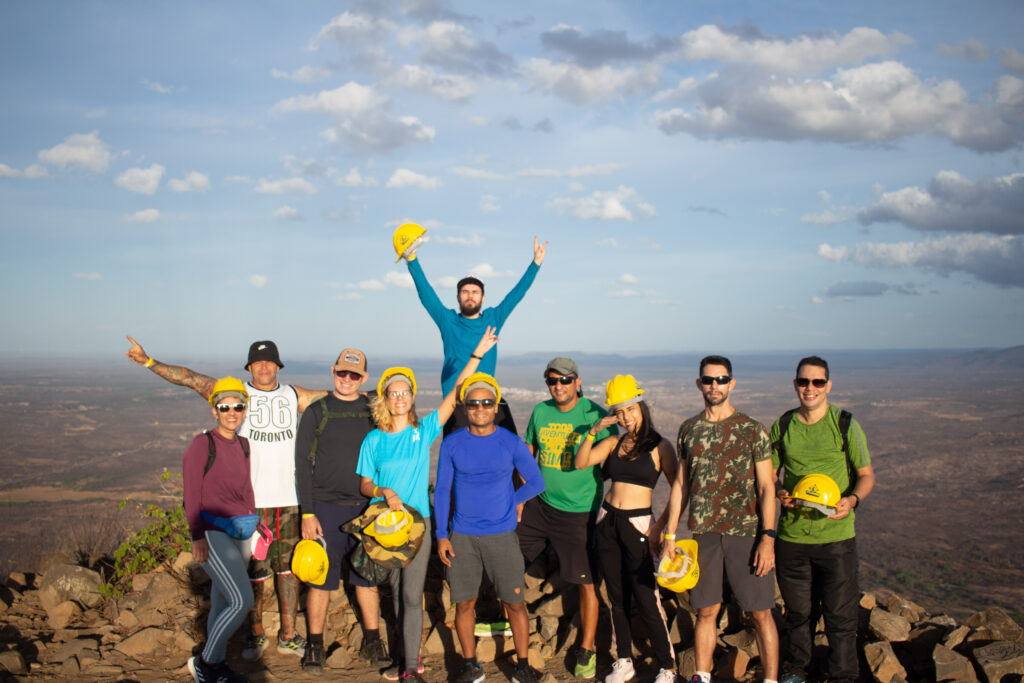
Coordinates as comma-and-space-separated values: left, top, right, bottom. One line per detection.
364, 508, 413, 549
208, 376, 249, 407
790, 473, 842, 515
291, 537, 329, 586
459, 372, 502, 404
393, 223, 427, 263
656, 539, 699, 592
605, 374, 644, 409
378, 367, 417, 397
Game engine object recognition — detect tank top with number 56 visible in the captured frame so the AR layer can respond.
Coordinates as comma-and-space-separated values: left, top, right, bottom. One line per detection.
239, 382, 300, 508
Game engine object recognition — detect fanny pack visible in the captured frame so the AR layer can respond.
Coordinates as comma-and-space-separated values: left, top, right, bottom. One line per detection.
201, 511, 259, 540
250, 522, 275, 560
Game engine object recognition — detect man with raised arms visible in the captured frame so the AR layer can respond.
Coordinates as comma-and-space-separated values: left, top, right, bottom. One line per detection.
400, 231, 547, 436
676, 355, 779, 683
126, 336, 322, 663
516, 357, 616, 680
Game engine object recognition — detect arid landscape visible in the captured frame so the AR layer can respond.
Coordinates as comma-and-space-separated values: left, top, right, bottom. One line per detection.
1, 347, 1022, 623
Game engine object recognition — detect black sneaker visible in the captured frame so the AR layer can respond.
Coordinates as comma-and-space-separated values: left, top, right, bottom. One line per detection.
454, 659, 485, 683
301, 640, 325, 673
511, 661, 541, 683
188, 656, 248, 683
360, 636, 392, 668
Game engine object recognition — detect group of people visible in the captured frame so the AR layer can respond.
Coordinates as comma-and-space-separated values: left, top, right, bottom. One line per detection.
127, 234, 874, 683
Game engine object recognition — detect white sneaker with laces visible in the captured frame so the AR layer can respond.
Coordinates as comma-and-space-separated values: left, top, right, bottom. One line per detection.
654, 667, 677, 683
605, 658, 635, 683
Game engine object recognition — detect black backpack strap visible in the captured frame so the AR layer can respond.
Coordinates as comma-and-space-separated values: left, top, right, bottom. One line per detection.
203, 431, 216, 477
238, 435, 250, 458
772, 408, 798, 455
838, 409, 855, 491
307, 397, 373, 469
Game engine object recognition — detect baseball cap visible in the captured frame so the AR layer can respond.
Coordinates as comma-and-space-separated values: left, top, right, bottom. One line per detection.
457, 276, 484, 294
335, 348, 368, 377
545, 357, 578, 377
245, 341, 284, 370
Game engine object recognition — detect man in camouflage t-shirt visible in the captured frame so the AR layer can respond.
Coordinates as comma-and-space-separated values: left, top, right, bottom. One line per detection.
676, 355, 779, 683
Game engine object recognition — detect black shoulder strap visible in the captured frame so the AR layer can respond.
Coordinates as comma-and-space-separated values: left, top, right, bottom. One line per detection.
307, 397, 374, 468
203, 431, 249, 478
771, 408, 798, 455
838, 409, 852, 460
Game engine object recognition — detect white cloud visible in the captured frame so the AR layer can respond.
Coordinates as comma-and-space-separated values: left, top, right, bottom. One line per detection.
272, 82, 435, 153
168, 171, 210, 193
452, 167, 505, 180
465, 263, 515, 279
114, 164, 164, 195
858, 170, 1024, 234
124, 208, 160, 223
250, 275, 268, 288
0, 164, 21, 178
434, 233, 485, 247
679, 25, 911, 74
548, 185, 656, 221
523, 58, 661, 103
1000, 47, 1024, 74
850, 234, 1024, 287
282, 156, 327, 177
816, 244, 848, 262
539, 24, 679, 68
801, 210, 852, 226
386, 168, 441, 190
811, 296, 825, 304
453, 163, 625, 180
384, 64, 478, 102
385, 270, 414, 289
335, 292, 364, 301
141, 78, 177, 94
410, 21, 513, 77
273, 205, 304, 221
225, 175, 255, 184
609, 288, 657, 298
655, 63, 1024, 153
37, 131, 111, 172
479, 195, 500, 213
938, 38, 989, 61
271, 66, 331, 83
308, 11, 396, 51
597, 238, 621, 248
467, 115, 489, 127
617, 273, 639, 285
72, 272, 102, 281
336, 167, 379, 187
345, 279, 387, 291
254, 177, 317, 195
23, 164, 48, 178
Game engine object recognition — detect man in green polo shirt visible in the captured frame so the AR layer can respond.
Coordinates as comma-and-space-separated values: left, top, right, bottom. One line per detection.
771, 356, 875, 683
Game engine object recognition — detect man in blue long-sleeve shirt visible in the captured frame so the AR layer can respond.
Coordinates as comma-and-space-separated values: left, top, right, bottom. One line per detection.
435, 374, 546, 683
404, 235, 547, 436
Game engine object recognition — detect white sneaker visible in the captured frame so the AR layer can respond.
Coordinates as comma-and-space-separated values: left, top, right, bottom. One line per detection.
654, 668, 677, 683
605, 658, 635, 683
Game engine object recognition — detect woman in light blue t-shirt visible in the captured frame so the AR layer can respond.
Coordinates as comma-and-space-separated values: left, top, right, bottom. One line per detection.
356, 327, 497, 682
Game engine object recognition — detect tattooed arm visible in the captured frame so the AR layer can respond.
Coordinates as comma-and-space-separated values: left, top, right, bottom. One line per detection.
293, 385, 329, 413
125, 335, 216, 400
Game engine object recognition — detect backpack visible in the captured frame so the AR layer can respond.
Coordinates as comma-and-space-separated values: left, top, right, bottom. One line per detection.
306, 396, 373, 470
772, 407, 856, 487
203, 430, 250, 477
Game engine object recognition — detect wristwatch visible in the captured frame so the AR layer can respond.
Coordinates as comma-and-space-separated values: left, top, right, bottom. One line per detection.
760, 529, 777, 539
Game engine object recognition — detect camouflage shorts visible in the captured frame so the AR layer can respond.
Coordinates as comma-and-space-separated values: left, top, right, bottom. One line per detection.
249, 505, 300, 581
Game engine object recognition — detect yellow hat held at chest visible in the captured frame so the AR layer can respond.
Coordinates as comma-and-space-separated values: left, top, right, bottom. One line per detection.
790, 473, 842, 515
364, 509, 413, 549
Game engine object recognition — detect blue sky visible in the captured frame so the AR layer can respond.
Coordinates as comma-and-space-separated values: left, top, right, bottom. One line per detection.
1, 1, 1022, 361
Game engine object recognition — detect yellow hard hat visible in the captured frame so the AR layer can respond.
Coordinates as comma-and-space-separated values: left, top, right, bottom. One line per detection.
605, 374, 644, 409
459, 371, 502, 404
364, 508, 413, 549
656, 539, 699, 592
393, 223, 427, 263
378, 367, 417, 397
291, 537, 329, 586
208, 376, 249, 407
790, 473, 842, 515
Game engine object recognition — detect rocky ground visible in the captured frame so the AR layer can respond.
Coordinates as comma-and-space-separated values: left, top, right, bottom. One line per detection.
2, 547, 1023, 683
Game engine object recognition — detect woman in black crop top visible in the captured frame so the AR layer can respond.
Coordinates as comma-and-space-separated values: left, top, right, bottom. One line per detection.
574, 375, 682, 683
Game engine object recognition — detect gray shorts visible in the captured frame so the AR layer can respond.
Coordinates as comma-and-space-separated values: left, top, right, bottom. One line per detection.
689, 533, 775, 612
447, 531, 526, 604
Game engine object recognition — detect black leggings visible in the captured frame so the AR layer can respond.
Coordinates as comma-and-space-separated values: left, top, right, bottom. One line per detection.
594, 502, 674, 669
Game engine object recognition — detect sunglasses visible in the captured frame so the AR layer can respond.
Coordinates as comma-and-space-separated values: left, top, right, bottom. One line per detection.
334, 370, 362, 381
216, 404, 246, 413
700, 375, 732, 386
795, 378, 828, 388
545, 375, 577, 386
465, 398, 496, 408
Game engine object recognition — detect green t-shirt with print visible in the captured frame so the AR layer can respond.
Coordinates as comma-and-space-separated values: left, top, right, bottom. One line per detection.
770, 404, 871, 544
524, 398, 616, 513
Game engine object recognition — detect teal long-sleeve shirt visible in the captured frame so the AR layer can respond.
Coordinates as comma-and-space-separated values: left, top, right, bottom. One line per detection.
407, 257, 540, 394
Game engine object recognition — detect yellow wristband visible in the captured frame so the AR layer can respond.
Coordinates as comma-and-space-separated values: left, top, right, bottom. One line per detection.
663, 533, 676, 540
301, 514, 314, 519
585, 432, 596, 441
373, 486, 380, 497
144, 357, 155, 368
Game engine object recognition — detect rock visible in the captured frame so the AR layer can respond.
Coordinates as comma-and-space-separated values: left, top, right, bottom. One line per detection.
475, 636, 508, 662
945, 625, 971, 650
0, 649, 28, 674
870, 607, 911, 643
533, 593, 566, 617
174, 631, 197, 652
37, 564, 103, 611
865, 641, 909, 683
325, 644, 351, 669
933, 644, 978, 682
722, 629, 759, 659
538, 616, 558, 642
527, 647, 545, 671
47, 637, 99, 664
5, 572, 31, 591
861, 592, 878, 610
59, 655, 81, 676
676, 646, 696, 678
714, 646, 750, 680
971, 640, 1024, 683
48, 600, 82, 630
135, 572, 179, 615
116, 609, 140, 630
964, 607, 1023, 644
114, 627, 172, 657
910, 624, 949, 665
887, 594, 928, 623
931, 614, 959, 628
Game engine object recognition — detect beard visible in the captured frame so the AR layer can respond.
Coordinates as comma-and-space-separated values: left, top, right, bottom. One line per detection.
459, 302, 482, 317
703, 391, 727, 407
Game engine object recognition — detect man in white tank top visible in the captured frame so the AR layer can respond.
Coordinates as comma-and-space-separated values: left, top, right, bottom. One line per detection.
125, 336, 326, 666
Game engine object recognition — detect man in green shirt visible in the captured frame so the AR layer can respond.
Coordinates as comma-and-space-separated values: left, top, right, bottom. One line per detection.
771, 356, 875, 683
518, 357, 616, 679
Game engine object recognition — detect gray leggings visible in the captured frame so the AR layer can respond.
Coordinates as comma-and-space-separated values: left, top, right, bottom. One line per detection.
388, 527, 432, 671
202, 530, 254, 663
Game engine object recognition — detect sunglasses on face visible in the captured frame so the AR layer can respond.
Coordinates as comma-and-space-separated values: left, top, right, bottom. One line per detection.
545, 375, 577, 386
216, 404, 246, 413
795, 378, 828, 388
700, 375, 732, 386
465, 398, 496, 409
334, 370, 362, 381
